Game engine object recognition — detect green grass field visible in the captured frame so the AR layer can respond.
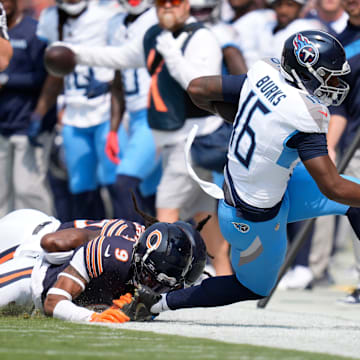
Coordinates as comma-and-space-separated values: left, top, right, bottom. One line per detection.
0, 315, 356, 360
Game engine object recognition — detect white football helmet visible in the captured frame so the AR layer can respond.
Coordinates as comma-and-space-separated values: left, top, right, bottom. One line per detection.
118, 0, 153, 15
190, 0, 221, 24
56, 0, 88, 16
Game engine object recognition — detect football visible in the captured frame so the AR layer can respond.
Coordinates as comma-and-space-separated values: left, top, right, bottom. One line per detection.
44, 45, 76, 77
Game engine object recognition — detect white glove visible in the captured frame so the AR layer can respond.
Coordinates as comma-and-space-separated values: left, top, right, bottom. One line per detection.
155, 31, 187, 67
0, 3, 9, 41
211, 23, 237, 48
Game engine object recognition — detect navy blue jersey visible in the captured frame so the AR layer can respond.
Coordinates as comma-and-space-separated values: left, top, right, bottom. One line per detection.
330, 22, 360, 151
0, 16, 56, 136
42, 219, 145, 306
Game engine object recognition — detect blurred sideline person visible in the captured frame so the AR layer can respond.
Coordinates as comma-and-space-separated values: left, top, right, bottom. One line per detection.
0, 2, 12, 70
124, 30, 360, 317
0, 207, 207, 323
0, 0, 55, 216
327, 0, 360, 304
59, 0, 233, 275
233, 0, 324, 68
33, 0, 122, 219
301, 0, 348, 287
305, 0, 348, 34
105, 0, 162, 223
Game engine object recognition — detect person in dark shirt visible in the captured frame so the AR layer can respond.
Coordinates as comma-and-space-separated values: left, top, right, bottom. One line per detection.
0, 0, 56, 217
0, 2, 12, 70
327, 0, 360, 304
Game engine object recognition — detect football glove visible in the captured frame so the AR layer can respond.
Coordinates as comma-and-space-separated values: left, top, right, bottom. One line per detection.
0, 3, 9, 41
85, 78, 110, 99
155, 31, 187, 65
89, 308, 130, 323
27, 113, 43, 147
105, 131, 120, 164
119, 286, 161, 322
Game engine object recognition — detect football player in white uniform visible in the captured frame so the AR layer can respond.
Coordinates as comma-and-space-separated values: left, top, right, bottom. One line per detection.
233, 0, 325, 68
121, 30, 360, 316
35, 0, 121, 219
105, 0, 162, 223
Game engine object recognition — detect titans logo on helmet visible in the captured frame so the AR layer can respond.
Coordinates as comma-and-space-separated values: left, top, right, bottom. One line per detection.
293, 33, 319, 67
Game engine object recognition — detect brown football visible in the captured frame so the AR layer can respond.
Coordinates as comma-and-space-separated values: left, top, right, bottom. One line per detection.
44, 45, 76, 77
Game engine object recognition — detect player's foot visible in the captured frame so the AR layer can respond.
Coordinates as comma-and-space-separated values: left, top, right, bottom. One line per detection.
337, 288, 360, 304
278, 265, 313, 290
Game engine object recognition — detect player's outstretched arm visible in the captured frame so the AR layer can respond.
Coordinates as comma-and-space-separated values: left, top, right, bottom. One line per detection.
41, 228, 101, 252
304, 155, 360, 207
43, 265, 129, 323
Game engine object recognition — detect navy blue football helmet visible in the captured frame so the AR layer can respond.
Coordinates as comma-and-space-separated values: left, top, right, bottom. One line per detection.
173, 221, 207, 287
281, 30, 350, 106
132, 222, 193, 293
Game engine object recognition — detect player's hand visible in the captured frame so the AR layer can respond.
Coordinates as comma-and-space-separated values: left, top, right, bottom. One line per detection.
156, 31, 186, 61
89, 308, 130, 323
119, 286, 161, 322
112, 293, 133, 308
105, 131, 120, 164
27, 113, 43, 147
85, 78, 110, 99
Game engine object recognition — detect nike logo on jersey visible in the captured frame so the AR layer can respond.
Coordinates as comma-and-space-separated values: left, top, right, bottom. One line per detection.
104, 245, 111, 258
318, 110, 328, 117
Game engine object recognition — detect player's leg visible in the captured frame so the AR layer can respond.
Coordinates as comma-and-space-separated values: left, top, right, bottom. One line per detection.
287, 163, 350, 223
0, 134, 13, 216
110, 110, 160, 222
0, 257, 36, 309
12, 134, 53, 214
0, 209, 60, 262
62, 125, 103, 219
218, 196, 289, 296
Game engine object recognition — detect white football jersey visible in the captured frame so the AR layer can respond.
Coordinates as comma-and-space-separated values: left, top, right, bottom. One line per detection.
226, 58, 329, 209
107, 8, 157, 113
37, 3, 119, 127
233, 9, 325, 68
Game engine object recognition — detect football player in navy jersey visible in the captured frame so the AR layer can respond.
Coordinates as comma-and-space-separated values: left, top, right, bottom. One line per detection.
123, 30, 360, 317
0, 208, 207, 323
0, 2, 12, 70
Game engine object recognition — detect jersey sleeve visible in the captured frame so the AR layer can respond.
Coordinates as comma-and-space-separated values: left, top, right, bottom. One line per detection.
36, 7, 59, 44
222, 74, 247, 103
83, 234, 135, 283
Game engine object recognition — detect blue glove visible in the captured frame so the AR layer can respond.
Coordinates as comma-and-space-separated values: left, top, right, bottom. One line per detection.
85, 78, 110, 99
27, 113, 43, 147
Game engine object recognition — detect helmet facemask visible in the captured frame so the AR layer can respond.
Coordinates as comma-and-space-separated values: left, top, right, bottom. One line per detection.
281, 31, 351, 106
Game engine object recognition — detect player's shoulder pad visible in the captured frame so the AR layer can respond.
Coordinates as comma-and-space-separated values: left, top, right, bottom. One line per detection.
296, 92, 329, 133
84, 233, 135, 279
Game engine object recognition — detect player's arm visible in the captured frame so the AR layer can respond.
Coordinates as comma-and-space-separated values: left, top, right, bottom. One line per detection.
327, 114, 347, 163
43, 250, 131, 323
40, 228, 101, 252
105, 70, 125, 164
222, 46, 247, 75
303, 155, 360, 207
0, 3, 12, 71
187, 74, 246, 123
